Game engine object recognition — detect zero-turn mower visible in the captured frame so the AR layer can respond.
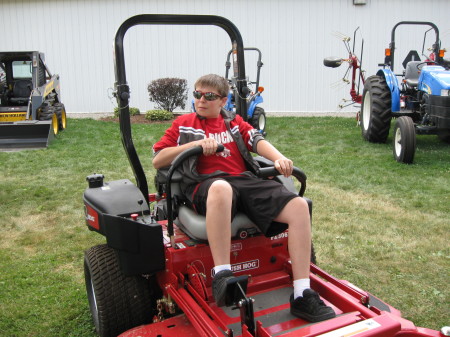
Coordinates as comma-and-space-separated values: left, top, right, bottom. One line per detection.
82, 14, 447, 337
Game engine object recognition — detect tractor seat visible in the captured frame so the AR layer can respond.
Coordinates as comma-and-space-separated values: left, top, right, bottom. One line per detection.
10, 79, 32, 105
405, 61, 422, 88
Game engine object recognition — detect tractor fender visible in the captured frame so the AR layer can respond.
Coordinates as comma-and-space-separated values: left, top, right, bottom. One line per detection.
248, 94, 263, 118
377, 68, 400, 112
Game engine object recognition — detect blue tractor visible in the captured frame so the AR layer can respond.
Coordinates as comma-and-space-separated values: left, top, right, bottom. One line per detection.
360, 21, 450, 163
224, 47, 266, 135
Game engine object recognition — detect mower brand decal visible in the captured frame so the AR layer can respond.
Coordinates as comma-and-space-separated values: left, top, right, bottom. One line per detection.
231, 243, 242, 252
317, 319, 381, 337
271, 232, 288, 240
231, 259, 259, 273
84, 205, 99, 230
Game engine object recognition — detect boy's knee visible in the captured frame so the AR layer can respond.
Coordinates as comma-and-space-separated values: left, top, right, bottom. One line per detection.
208, 180, 232, 200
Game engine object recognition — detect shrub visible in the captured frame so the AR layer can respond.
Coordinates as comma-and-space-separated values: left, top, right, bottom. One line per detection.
147, 78, 188, 112
145, 109, 173, 121
113, 107, 141, 117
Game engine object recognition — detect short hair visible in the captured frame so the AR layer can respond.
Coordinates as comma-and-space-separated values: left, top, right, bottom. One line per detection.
194, 74, 229, 97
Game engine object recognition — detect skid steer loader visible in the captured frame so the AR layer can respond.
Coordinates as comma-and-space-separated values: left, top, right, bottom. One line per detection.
0, 51, 67, 150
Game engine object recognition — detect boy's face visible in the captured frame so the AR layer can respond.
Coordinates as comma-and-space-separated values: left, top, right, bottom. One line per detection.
194, 86, 228, 119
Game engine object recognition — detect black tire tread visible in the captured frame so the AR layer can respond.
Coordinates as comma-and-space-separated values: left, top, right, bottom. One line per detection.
393, 116, 416, 164
361, 75, 392, 143
84, 244, 154, 337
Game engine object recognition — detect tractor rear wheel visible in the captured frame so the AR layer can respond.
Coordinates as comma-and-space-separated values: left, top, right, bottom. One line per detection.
250, 106, 266, 133
360, 75, 392, 143
393, 116, 416, 164
84, 244, 155, 337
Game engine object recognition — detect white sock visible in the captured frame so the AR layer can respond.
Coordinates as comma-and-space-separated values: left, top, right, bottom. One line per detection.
213, 264, 232, 276
293, 278, 310, 299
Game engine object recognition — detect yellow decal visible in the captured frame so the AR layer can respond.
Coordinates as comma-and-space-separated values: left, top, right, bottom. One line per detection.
0, 112, 27, 122
44, 80, 55, 97
423, 83, 432, 94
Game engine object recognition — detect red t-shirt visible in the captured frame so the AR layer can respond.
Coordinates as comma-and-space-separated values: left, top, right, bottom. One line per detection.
153, 113, 255, 175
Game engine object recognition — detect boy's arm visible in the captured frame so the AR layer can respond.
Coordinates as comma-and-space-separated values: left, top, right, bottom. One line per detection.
152, 138, 219, 169
256, 140, 293, 177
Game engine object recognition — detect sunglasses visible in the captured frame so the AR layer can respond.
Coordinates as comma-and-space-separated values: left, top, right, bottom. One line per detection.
193, 90, 223, 101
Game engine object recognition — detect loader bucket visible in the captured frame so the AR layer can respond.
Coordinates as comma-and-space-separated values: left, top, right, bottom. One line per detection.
0, 120, 56, 150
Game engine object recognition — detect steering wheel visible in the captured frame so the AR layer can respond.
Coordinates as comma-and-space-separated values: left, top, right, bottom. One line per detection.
416, 61, 435, 71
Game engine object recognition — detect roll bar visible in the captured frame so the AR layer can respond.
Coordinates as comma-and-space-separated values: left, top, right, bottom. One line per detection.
225, 47, 263, 89
387, 21, 441, 71
113, 14, 249, 203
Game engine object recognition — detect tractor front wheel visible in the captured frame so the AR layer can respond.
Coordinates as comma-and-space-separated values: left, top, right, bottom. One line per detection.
250, 106, 266, 134
360, 75, 392, 143
393, 116, 416, 164
84, 244, 155, 337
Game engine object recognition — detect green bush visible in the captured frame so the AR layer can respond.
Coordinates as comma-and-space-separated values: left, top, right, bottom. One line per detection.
145, 109, 173, 121
113, 106, 141, 117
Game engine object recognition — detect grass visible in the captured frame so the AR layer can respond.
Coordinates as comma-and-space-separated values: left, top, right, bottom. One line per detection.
0, 116, 448, 336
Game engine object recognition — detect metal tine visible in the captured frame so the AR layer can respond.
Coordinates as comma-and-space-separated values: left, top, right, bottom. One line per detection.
332, 31, 351, 42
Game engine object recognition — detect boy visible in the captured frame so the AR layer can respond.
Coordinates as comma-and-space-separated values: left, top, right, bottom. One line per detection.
152, 74, 335, 322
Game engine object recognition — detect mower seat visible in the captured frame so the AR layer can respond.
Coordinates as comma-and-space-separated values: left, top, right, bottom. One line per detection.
175, 205, 258, 241
155, 157, 300, 242
405, 61, 421, 87
155, 168, 259, 241
10, 79, 32, 105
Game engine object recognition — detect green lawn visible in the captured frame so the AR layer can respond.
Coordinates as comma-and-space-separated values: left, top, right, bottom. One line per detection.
0, 116, 448, 336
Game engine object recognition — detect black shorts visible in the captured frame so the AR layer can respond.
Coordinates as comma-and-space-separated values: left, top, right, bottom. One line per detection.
185, 174, 298, 237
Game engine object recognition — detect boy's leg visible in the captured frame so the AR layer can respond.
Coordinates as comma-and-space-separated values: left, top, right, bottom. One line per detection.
274, 196, 335, 322
205, 180, 239, 306
205, 180, 233, 266
273, 197, 311, 280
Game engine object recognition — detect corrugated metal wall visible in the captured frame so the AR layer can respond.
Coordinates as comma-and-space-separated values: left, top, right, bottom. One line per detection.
1, 0, 449, 114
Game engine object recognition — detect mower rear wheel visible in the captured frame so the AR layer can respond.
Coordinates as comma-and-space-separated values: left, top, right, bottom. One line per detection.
360, 75, 392, 143
250, 106, 266, 133
393, 116, 416, 164
84, 244, 155, 337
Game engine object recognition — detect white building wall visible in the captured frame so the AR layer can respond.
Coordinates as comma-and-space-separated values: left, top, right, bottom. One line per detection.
1, 0, 449, 114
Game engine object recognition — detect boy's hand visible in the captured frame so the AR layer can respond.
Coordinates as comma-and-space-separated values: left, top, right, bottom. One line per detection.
274, 157, 293, 177
196, 138, 218, 156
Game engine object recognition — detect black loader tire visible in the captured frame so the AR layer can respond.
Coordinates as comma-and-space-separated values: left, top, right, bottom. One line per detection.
53, 103, 67, 130
38, 104, 54, 121
250, 106, 266, 133
437, 131, 450, 143
393, 116, 416, 164
360, 75, 392, 143
84, 244, 155, 337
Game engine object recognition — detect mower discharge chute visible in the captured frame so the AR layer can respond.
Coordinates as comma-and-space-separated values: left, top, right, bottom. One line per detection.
0, 51, 67, 150
82, 14, 447, 337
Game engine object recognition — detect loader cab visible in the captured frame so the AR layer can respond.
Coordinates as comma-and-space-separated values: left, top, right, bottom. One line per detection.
0, 51, 50, 104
